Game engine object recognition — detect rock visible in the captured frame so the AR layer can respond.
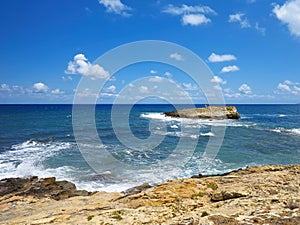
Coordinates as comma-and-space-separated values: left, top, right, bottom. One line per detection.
0, 176, 92, 200
1, 165, 300, 224
211, 191, 246, 202
287, 199, 300, 210
164, 106, 240, 120
122, 183, 152, 196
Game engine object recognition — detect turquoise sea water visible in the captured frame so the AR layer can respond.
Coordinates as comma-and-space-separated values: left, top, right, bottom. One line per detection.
0, 104, 299, 191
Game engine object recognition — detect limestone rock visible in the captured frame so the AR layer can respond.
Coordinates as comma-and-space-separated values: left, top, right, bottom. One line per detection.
211, 191, 246, 202
1, 165, 300, 224
164, 106, 240, 120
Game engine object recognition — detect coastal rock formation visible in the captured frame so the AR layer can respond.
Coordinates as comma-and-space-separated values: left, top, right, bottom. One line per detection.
0, 165, 299, 224
0, 176, 91, 200
164, 106, 241, 119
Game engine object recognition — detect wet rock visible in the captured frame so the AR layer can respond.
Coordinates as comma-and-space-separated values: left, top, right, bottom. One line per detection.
164, 106, 240, 120
0, 176, 92, 200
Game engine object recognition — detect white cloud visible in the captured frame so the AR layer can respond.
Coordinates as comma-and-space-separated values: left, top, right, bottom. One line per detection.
208, 53, 237, 63
277, 80, 300, 95
170, 53, 184, 61
163, 4, 215, 15
62, 76, 73, 81
182, 83, 198, 90
163, 4, 216, 26
98, 0, 131, 16
255, 22, 266, 35
65, 54, 109, 79
278, 83, 292, 92
211, 76, 227, 85
106, 85, 116, 92
51, 89, 64, 95
128, 83, 134, 88
273, 0, 300, 37
33, 82, 49, 93
0, 84, 10, 91
239, 84, 252, 95
164, 71, 172, 78
182, 14, 211, 26
149, 76, 163, 82
294, 86, 300, 91
150, 70, 157, 74
221, 65, 240, 73
139, 86, 148, 93
213, 85, 223, 91
229, 13, 251, 28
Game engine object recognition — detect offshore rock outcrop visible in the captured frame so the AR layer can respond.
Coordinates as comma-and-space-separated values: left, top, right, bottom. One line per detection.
164, 106, 241, 120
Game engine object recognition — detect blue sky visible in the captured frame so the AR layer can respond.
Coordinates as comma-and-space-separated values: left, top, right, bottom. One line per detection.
0, 0, 300, 104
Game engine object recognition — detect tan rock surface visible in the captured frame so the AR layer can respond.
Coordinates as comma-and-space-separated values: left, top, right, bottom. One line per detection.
164, 106, 241, 120
0, 165, 299, 224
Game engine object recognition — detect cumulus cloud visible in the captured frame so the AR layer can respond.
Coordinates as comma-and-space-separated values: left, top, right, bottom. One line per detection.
150, 70, 157, 74
229, 13, 251, 28
163, 4, 216, 26
149, 76, 163, 82
208, 53, 237, 63
273, 0, 300, 37
277, 80, 300, 95
65, 54, 109, 80
221, 65, 240, 73
33, 82, 49, 93
170, 53, 184, 61
211, 76, 227, 84
51, 89, 64, 95
239, 84, 252, 95
106, 85, 116, 92
182, 14, 211, 26
98, 0, 131, 16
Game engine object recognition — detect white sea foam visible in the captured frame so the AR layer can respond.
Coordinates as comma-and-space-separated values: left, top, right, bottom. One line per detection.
0, 140, 72, 179
170, 124, 179, 129
271, 128, 300, 136
200, 132, 215, 137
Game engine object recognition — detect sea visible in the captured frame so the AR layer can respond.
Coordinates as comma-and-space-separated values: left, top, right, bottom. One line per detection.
0, 104, 299, 192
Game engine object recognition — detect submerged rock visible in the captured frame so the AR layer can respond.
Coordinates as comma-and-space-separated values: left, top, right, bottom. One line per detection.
164, 106, 240, 120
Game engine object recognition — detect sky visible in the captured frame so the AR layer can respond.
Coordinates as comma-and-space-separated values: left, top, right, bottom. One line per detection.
0, 0, 300, 104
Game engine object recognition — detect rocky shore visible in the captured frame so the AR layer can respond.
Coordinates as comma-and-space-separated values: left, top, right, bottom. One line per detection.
0, 165, 299, 224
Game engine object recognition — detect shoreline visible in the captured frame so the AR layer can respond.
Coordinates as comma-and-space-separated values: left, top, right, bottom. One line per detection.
0, 164, 299, 224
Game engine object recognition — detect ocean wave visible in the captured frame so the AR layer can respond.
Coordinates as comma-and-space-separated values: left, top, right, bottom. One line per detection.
200, 132, 215, 137
0, 140, 73, 179
271, 128, 300, 136
250, 113, 299, 118
170, 124, 179, 129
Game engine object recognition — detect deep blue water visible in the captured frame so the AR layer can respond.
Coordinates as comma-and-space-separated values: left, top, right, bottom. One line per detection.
0, 104, 299, 191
